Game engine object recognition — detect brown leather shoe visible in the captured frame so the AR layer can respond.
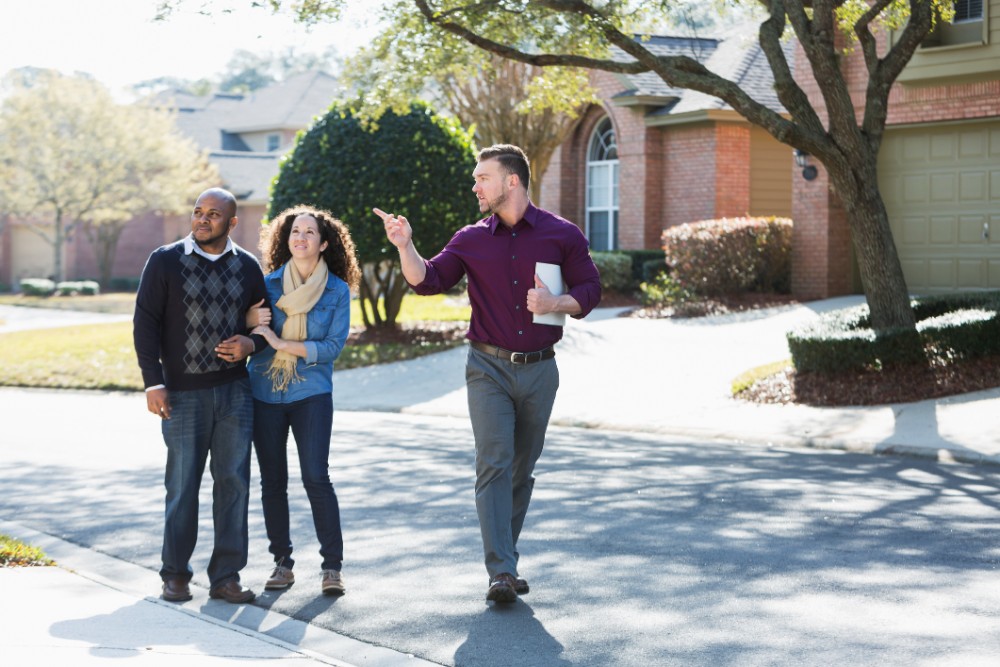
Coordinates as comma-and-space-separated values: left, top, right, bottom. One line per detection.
209, 581, 255, 604
161, 578, 192, 602
515, 577, 529, 595
487, 573, 518, 603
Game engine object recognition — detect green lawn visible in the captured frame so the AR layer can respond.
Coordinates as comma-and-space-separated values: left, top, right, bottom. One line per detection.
0, 534, 53, 567
0, 293, 470, 391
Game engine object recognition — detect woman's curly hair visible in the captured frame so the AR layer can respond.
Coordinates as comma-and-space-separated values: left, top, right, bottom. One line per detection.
260, 205, 361, 292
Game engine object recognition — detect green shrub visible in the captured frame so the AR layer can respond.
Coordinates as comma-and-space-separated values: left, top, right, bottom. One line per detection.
639, 273, 695, 307
788, 292, 1000, 373
19, 278, 55, 296
918, 308, 1000, 359
56, 281, 100, 296
270, 101, 478, 329
662, 216, 792, 296
615, 249, 666, 285
640, 258, 668, 282
590, 251, 632, 291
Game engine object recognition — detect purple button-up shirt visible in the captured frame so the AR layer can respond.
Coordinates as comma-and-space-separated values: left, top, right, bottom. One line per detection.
410, 202, 602, 352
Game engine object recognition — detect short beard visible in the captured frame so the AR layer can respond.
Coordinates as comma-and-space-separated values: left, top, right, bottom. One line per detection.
194, 228, 230, 251
485, 191, 508, 215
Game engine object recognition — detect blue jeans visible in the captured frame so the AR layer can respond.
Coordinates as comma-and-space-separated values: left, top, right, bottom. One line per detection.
466, 347, 559, 578
253, 393, 343, 572
160, 379, 253, 588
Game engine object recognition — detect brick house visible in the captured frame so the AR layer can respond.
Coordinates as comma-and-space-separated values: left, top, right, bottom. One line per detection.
540, 3, 1000, 299
792, 0, 1000, 298
0, 71, 339, 288
538, 28, 795, 255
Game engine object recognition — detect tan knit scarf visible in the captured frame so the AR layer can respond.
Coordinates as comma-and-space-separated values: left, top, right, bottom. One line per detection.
265, 260, 328, 392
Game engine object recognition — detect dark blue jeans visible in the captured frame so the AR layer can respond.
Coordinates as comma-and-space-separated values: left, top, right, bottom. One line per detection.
253, 393, 343, 572
160, 379, 253, 588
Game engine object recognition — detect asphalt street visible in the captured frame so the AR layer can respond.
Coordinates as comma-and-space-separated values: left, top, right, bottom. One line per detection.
2, 389, 999, 666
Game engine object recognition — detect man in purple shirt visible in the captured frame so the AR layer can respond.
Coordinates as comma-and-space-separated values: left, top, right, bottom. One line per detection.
375, 144, 601, 604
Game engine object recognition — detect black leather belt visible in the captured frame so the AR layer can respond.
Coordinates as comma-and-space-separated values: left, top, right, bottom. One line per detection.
470, 341, 555, 365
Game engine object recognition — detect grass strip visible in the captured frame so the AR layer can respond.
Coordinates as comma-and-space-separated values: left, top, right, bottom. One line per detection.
0, 534, 53, 567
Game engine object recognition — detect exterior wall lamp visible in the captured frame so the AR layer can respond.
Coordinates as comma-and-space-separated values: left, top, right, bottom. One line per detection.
794, 149, 818, 181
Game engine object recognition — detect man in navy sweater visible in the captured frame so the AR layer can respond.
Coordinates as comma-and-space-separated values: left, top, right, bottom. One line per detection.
134, 187, 268, 604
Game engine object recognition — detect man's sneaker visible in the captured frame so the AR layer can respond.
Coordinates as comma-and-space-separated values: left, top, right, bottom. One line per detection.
486, 573, 518, 603
321, 569, 345, 596
514, 577, 529, 595
265, 564, 294, 590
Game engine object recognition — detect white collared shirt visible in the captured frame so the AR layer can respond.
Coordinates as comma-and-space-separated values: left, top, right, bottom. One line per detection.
183, 233, 237, 261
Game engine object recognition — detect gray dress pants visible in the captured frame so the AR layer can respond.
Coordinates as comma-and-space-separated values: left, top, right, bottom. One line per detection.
465, 346, 559, 578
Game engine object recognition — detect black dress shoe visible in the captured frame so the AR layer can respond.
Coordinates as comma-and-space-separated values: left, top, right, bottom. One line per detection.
161, 579, 192, 602
209, 581, 255, 603
486, 573, 518, 603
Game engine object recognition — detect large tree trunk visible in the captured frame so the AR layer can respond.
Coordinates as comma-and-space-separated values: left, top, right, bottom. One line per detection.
829, 163, 915, 332
52, 212, 66, 283
358, 259, 405, 330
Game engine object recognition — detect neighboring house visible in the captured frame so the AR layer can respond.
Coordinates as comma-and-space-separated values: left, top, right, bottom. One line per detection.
0, 70, 340, 287
538, 27, 795, 254
793, 0, 1000, 298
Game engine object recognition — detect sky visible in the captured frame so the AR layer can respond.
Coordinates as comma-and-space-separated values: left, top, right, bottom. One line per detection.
0, 0, 379, 97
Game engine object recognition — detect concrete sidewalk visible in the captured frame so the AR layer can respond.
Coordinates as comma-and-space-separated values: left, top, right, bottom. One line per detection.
1, 521, 438, 667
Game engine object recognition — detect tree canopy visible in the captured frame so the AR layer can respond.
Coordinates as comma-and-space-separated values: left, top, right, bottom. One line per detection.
268, 101, 480, 328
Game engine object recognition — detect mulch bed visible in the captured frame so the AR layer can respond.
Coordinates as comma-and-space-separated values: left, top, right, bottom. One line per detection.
348, 320, 468, 346
738, 354, 1000, 407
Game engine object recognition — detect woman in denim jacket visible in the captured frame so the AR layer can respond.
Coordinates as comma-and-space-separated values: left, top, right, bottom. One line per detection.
247, 205, 361, 596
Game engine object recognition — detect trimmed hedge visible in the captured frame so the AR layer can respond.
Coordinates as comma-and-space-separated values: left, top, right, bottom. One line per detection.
787, 292, 1000, 373
19, 279, 55, 296
663, 216, 792, 296
56, 280, 100, 296
590, 251, 632, 292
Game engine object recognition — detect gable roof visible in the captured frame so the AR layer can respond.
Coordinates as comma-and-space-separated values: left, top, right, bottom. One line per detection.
153, 72, 339, 204
223, 71, 340, 133
610, 25, 790, 120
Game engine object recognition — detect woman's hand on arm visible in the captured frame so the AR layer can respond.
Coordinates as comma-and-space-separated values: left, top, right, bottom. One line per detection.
252, 325, 309, 358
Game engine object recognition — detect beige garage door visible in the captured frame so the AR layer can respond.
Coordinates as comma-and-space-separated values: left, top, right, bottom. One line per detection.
879, 120, 1000, 294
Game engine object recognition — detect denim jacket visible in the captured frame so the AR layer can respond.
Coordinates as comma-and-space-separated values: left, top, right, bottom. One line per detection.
248, 264, 351, 404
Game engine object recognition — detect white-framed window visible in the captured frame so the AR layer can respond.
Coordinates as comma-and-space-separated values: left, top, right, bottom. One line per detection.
267, 134, 281, 152
954, 0, 983, 22
586, 117, 619, 252
921, 0, 985, 48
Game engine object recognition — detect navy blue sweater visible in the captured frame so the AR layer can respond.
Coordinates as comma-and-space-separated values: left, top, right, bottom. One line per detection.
133, 239, 267, 391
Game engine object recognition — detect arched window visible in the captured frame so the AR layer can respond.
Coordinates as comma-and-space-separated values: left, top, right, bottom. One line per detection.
586, 117, 619, 251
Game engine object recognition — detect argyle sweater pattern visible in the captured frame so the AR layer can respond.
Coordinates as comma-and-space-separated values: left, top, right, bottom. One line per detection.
133, 240, 267, 391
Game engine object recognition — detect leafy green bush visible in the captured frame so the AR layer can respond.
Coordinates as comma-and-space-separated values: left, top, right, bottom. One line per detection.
56, 281, 100, 296
269, 101, 479, 329
590, 251, 632, 292
19, 279, 55, 296
640, 258, 668, 283
788, 292, 1000, 373
616, 249, 666, 285
639, 273, 695, 307
663, 216, 792, 296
